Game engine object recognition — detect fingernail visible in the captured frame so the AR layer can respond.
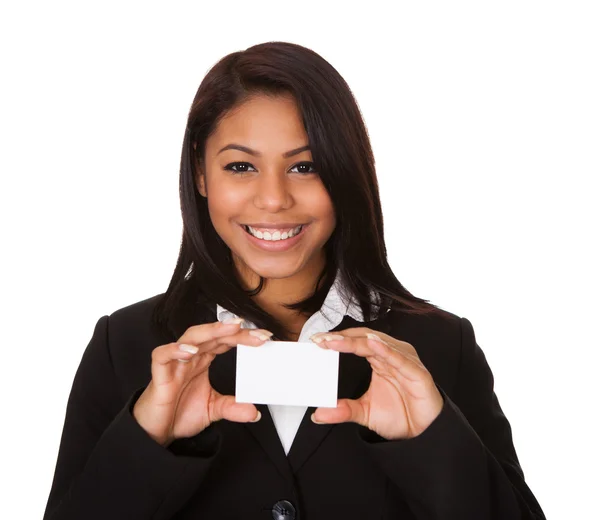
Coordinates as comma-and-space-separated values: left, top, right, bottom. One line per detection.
223, 317, 244, 325
366, 333, 384, 343
324, 334, 344, 341
311, 413, 324, 424
251, 411, 262, 422
249, 330, 272, 341
179, 344, 198, 354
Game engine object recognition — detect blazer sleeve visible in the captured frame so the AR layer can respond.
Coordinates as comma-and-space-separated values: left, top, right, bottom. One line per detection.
358, 317, 547, 519
42, 315, 222, 520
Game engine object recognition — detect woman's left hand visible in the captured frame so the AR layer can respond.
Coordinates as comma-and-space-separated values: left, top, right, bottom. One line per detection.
310, 328, 444, 440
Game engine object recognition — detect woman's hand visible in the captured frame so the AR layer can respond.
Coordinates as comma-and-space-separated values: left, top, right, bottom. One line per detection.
309, 328, 444, 440
133, 319, 272, 447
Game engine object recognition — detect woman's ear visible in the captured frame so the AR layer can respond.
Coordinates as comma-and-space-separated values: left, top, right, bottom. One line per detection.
193, 143, 207, 198
196, 167, 207, 198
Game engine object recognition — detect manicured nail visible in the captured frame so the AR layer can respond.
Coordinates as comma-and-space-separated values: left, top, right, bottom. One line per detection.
366, 333, 384, 343
251, 411, 262, 422
179, 344, 198, 354
249, 330, 273, 341
323, 334, 344, 341
223, 317, 244, 325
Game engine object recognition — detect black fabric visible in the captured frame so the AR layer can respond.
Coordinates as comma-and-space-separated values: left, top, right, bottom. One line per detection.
42, 294, 546, 519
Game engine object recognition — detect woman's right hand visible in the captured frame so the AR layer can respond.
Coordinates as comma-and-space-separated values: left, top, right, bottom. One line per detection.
132, 319, 272, 447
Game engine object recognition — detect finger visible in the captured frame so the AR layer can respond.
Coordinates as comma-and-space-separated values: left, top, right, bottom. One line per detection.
314, 334, 379, 359
151, 342, 208, 386
321, 328, 415, 355
152, 342, 199, 366
319, 331, 426, 381
367, 339, 428, 383
320, 327, 396, 343
318, 331, 427, 383
208, 328, 274, 353
177, 320, 246, 347
312, 398, 367, 427
182, 321, 273, 353
211, 394, 261, 424
369, 356, 410, 394
369, 357, 431, 401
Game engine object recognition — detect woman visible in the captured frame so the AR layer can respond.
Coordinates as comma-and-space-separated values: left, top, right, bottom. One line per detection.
43, 42, 546, 519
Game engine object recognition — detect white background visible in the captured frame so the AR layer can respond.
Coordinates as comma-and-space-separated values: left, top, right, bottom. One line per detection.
1, 1, 598, 518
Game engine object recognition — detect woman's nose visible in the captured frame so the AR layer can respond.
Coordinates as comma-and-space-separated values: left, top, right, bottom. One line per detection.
254, 171, 292, 210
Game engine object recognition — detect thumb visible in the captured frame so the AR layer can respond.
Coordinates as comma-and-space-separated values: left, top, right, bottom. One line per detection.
311, 398, 365, 426
214, 394, 261, 424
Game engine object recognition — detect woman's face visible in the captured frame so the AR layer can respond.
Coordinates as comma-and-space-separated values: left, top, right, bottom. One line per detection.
195, 93, 336, 287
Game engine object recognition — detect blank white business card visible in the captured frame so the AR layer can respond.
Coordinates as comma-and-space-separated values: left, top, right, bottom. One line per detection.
235, 341, 339, 408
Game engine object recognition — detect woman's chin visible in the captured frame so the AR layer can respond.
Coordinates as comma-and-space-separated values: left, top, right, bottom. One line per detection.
242, 261, 304, 280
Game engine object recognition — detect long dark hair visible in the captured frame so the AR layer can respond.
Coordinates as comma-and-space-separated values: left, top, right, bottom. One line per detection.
152, 41, 446, 341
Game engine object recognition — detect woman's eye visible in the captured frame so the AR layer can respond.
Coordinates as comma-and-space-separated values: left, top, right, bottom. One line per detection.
290, 162, 317, 175
224, 162, 256, 174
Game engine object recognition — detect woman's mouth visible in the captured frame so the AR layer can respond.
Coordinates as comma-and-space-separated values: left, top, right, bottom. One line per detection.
240, 223, 309, 252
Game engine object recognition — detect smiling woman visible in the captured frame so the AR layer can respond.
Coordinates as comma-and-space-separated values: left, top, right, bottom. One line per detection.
43, 41, 547, 520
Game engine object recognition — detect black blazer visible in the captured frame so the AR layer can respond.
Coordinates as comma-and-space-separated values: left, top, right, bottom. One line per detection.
43, 294, 546, 519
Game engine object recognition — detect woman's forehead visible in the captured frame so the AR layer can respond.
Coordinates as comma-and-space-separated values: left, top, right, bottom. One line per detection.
207, 96, 309, 155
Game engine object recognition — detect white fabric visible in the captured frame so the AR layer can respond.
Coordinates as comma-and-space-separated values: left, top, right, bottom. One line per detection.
216, 270, 382, 455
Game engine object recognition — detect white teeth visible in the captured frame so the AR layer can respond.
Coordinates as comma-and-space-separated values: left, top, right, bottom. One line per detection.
246, 225, 302, 241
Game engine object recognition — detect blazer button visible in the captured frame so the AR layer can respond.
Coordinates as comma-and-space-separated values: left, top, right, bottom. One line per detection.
272, 500, 296, 520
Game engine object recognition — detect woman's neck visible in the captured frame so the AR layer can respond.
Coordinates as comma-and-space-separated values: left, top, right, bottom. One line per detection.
233, 253, 329, 338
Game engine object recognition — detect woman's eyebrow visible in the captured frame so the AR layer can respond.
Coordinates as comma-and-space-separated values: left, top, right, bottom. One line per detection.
217, 144, 310, 158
